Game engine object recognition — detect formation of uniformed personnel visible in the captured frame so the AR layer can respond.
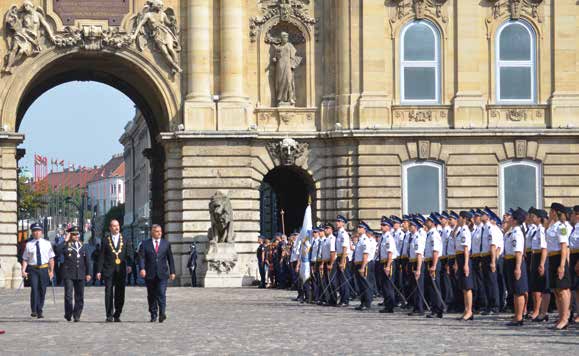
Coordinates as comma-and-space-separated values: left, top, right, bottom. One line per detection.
54, 226, 91, 322
281, 205, 576, 331
21, 223, 55, 319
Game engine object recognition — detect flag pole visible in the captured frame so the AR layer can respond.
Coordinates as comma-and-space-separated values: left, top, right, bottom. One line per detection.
280, 209, 285, 235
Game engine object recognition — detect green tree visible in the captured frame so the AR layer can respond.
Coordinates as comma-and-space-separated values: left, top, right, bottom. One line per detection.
104, 203, 125, 231
18, 177, 43, 219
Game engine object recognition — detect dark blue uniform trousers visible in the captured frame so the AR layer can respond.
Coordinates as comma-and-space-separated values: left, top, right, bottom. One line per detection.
28, 267, 50, 315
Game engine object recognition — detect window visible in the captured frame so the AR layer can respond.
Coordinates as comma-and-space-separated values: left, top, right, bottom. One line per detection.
500, 160, 541, 215
496, 20, 536, 103
402, 161, 444, 214
401, 20, 441, 104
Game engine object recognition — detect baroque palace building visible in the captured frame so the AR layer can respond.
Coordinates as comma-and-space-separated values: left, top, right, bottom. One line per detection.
0, 0, 579, 287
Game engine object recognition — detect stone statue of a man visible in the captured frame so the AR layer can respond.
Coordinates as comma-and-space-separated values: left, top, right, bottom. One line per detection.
271, 32, 302, 106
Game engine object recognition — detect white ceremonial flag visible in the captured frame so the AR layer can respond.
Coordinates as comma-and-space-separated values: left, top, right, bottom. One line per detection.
298, 204, 312, 282
297, 204, 312, 243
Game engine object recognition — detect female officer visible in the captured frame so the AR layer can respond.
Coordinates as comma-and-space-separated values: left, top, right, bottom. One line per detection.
455, 211, 474, 321
546, 203, 572, 330
529, 209, 550, 322
570, 206, 579, 323
505, 209, 528, 326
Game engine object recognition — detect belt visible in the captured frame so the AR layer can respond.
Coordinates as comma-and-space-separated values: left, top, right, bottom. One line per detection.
354, 261, 363, 266
409, 258, 417, 263
532, 249, 544, 254
399, 256, 408, 260
30, 264, 49, 269
548, 251, 561, 257
471, 253, 481, 258
526, 248, 533, 253
504, 255, 515, 260
571, 249, 579, 254
424, 258, 432, 262
321, 259, 329, 263
439, 256, 447, 260
336, 254, 344, 257
455, 251, 464, 255
480, 252, 491, 257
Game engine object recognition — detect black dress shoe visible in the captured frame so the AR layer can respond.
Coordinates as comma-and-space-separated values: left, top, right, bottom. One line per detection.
532, 315, 549, 323
379, 308, 394, 314
65, 315, 72, 322
480, 310, 491, 316
106, 317, 114, 322
37, 314, 44, 319
378, 302, 384, 306
427, 312, 443, 319
461, 315, 474, 321
506, 320, 523, 327
408, 312, 425, 316
30, 313, 37, 318
150, 316, 157, 322
159, 315, 166, 323
73, 318, 80, 322
114, 317, 121, 322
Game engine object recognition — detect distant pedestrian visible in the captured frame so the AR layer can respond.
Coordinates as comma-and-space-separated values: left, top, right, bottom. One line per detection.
187, 242, 198, 287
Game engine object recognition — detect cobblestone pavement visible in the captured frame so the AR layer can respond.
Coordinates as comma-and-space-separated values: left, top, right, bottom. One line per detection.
0, 286, 577, 355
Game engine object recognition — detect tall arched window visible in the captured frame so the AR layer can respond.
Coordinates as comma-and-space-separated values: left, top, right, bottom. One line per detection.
496, 20, 536, 103
499, 160, 542, 214
400, 20, 441, 104
402, 161, 444, 214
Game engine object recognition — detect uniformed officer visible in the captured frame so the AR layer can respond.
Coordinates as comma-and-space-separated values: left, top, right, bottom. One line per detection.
447, 211, 461, 312
256, 236, 266, 288
309, 227, 320, 302
21, 223, 55, 319
480, 208, 502, 315
571, 205, 579, 324
438, 212, 454, 309
424, 214, 444, 318
295, 232, 312, 304
390, 215, 405, 306
55, 226, 91, 322
528, 209, 550, 322
334, 215, 351, 306
407, 218, 426, 316
378, 217, 399, 313
546, 203, 572, 330
320, 223, 337, 305
470, 209, 487, 313
399, 215, 413, 309
354, 221, 375, 311
455, 211, 474, 321
504, 208, 529, 326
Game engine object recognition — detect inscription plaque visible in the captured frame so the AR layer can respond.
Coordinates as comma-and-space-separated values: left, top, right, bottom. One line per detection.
53, 0, 130, 26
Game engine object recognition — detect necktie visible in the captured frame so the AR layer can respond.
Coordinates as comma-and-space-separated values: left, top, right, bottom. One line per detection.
36, 240, 42, 265
480, 226, 485, 252
378, 236, 382, 260
155, 240, 159, 254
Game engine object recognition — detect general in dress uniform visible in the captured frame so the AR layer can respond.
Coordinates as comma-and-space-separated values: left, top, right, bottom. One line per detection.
54, 226, 91, 322
21, 223, 55, 319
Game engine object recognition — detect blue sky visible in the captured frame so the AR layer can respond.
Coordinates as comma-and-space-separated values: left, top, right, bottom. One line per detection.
19, 82, 136, 175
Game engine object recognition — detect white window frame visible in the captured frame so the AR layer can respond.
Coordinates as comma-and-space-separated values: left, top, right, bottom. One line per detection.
402, 161, 445, 214
400, 20, 441, 105
496, 20, 536, 104
499, 160, 542, 215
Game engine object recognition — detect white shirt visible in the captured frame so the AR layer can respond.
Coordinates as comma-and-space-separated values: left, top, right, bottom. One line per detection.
570, 223, 579, 250
354, 235, 368, 263
505, 226, 525, 256
455, 225, 472, 253
393, 228, 404, 256
310, 237, 320, 262
401, 231, 412, 257
321, 234, 335, 261
378, 231, 398, 261
440, 225, 452, 257
424, 228, 442, 259
22, 238, 55, 265
546, 221, 571, 252
483, 223, 503, 254
111, 233, 121, 249
525, 224, 537, 251
530, 224, 547, 250
335, 228, 350, 256
471, 223, 483, 254
317, 236, 326, 261
446, 226, 457, 256
409, 231, 426, 259
290, 239, 302, 262
365, 236, 377, 261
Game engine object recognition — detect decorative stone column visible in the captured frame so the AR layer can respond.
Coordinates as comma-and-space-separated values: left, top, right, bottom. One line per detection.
184, 0, 216, 130
0, 133, 24, 289
218, 0, 251, 130
453, 0, 485, 128
335, 0, 352, 129
549, 1, 579, 128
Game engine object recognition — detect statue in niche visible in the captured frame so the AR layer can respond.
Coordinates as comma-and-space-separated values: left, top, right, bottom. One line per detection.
131, 0, 182, 74
271, 31, 302, 107
2, 0, 56, 74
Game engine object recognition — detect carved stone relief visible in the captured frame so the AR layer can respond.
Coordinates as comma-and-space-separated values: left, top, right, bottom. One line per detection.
418, 140, 431, 159
389, 0, 449, 37
266, 137, 308, 166
515, 139, 527, 158
485, 0, 544, 38
250, 0, 316, 43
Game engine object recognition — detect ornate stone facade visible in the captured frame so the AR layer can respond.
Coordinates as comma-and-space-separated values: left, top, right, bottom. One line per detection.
1, 0, 579, 288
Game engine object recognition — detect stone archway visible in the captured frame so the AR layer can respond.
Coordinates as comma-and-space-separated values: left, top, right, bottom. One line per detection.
0, 49, 180, 288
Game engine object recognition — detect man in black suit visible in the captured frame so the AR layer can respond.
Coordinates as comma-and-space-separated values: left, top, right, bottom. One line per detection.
139, 224, 175, 323
54, 226, 91, 322
96, 219, 133, 322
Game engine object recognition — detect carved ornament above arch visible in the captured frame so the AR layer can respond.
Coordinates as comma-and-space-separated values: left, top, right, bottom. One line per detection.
485, 0, 545, 39
249, 0, 317, 43
388, 0, 449, 39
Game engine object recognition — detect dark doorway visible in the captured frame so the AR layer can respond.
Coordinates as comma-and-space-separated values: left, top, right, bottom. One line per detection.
260, 166, 315, 238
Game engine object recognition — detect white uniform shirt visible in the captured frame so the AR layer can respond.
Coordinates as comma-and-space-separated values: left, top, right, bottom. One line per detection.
401, 231, 412, 257
354, 235, 368, 263
505, 226, 525, 256
22, 238, 55, 265
378, 231, 398, 261
455, 225, 472, 254
409, 231, 426, 259
335, 228, 350, 257
546, 221, 571, 252
471, 223, 484, 255
424, 228, 442, 259
310, 237, 320, 262
290, 238, 302, 263
393, 228, 404, 256
441, 225, 452, 257
483, 224, 503, 254
530, 224, 547, 250
320, 234, 334, 262
525, 224, 537, 252
570, 223, 579, 250
447, 227, 457, 256
365, 236, 377, 261
317, 236, 327, 260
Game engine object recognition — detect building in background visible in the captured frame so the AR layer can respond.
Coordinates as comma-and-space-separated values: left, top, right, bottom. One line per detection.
119, 110, 151, 247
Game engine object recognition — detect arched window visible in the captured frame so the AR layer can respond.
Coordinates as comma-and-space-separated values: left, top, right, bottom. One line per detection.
496, 20, 536, 103
499, 160, 542, 214
401, 20, 441, 104
402, 161, 444, 214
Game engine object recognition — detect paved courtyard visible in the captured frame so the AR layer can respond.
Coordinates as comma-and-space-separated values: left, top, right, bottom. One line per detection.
0, 286, 577, 355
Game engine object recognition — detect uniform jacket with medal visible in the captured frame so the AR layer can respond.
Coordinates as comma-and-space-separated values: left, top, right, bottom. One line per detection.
97, 234, 134, 278
54, 241, 90, 280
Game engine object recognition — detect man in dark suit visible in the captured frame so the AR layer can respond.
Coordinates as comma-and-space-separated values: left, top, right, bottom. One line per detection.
96, 219, 133, 322
139, 224, 175, 323
186, 242, 198, 287
54, 226, 91, 322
